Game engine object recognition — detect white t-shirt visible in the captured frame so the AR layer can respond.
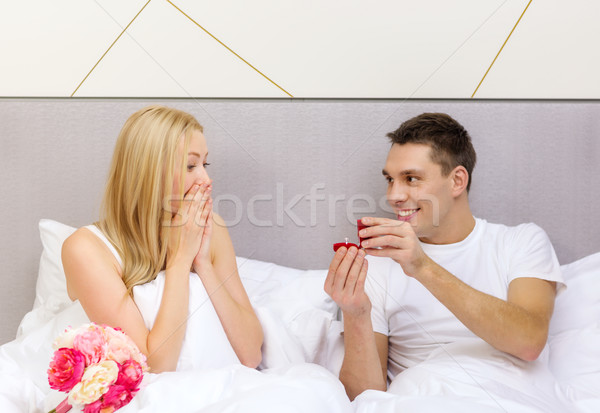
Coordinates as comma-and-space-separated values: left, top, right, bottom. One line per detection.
364, 218, 565, 380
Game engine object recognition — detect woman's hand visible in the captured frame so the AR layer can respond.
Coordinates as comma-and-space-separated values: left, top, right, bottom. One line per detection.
167, 183, 212, 272
191, 192, 213, 276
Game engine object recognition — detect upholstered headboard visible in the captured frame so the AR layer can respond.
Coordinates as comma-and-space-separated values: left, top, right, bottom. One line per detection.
1, 98, 599, 344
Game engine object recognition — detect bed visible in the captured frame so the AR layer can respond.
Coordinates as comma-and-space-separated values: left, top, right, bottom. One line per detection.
1, 99, 599, 412
0, 218, 599, 412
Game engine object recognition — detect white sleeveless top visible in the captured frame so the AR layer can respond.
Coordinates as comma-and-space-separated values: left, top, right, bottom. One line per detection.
84, 225, 241, 371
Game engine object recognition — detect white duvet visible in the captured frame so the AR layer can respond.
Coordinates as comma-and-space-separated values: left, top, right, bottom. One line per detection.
1, 240, 600, 412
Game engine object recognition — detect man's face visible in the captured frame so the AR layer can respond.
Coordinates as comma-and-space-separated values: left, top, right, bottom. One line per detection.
382, 143, 454, 242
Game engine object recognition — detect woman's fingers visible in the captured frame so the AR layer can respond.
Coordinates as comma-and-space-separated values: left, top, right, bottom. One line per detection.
198, 200, 213, 246
183, 183, 202, 216
191, 202, 214, 273
186, 184, 211, 228
192, 185, 210, 220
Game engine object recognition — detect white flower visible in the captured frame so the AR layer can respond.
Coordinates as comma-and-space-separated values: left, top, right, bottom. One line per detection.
52, 325, 81, 350
67, 360, 119, 405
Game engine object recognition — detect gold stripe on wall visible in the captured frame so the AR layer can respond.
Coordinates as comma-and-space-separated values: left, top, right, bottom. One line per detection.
471, 0, 532, 98
71, 0, 152, 97
166, 0, 293, 97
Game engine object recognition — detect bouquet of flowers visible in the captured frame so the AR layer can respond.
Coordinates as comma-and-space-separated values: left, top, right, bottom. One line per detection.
47, 323, 148, 413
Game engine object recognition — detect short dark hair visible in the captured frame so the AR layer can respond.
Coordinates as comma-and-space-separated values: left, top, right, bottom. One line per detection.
386, 113, 477, 192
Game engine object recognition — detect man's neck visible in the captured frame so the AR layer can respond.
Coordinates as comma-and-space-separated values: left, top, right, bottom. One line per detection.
419, 198, 476, 245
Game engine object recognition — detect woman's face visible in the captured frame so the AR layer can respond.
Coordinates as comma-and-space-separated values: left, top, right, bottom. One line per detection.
171, 129, 211, 205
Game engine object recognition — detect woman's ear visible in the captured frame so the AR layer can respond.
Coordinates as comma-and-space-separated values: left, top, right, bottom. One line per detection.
450, 166, 469, 197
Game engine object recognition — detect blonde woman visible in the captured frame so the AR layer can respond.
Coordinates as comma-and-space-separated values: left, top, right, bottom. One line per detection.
61, 105, 263, 373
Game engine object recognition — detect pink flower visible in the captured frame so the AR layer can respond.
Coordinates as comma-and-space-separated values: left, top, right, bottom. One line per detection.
104, 327, 141, 365
48, 348, 86, 392
103, 384, 133, 411
82, 385, 132, 413
115, 360, 144, 390
73, 325, 108, 365
48, 323, 146, 413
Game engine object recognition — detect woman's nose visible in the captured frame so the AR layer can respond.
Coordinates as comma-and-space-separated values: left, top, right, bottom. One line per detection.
200, 169, 212, 186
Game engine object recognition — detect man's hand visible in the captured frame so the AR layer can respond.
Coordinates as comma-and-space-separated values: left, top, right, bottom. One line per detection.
324, 246, 370, 319
359, 217, 432, 278
324, 245, 388, 399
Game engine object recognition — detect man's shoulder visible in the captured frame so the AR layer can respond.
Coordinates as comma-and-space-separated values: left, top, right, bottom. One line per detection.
477, 219, 552, 257
478, 218, 546, 240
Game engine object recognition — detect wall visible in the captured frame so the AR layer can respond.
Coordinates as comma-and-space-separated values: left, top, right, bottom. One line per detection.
1, 0, 598, 98
1, 98, 599, 345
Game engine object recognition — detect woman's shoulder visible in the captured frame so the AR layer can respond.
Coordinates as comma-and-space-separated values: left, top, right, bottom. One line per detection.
62, 226, 121, 274
62, 227, 123, 300
63, 226, 103, 253
62, 226, 99, 255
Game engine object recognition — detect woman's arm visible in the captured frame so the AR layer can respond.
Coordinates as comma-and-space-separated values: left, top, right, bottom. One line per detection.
193, 212, 263, 368
62, 229, 190, 373
63, 184, 209, 373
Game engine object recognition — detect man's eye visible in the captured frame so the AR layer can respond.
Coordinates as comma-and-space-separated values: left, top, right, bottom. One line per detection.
407, 176, 418, 183
385, 176, 393, 183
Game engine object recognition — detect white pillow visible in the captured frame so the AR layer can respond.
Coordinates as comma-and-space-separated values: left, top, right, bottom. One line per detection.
548, 252, 600, 399
549, 252, 600, 336
17, 219, 77, 337
235, 256, 343, 372
33, 219, 76, 310
235, 256, 337, 316
549, 326, 600, 398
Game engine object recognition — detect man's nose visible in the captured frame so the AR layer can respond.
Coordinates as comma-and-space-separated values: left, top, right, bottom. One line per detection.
388, 183, 409, 203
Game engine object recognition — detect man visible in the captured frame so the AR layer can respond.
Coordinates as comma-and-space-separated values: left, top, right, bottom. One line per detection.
324, 113, 564, 401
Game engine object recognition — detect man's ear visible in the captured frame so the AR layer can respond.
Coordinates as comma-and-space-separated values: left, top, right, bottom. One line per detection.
450, 166, 469, 197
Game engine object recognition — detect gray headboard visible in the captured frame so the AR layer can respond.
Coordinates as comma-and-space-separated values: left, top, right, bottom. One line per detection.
1, 98, 599, 344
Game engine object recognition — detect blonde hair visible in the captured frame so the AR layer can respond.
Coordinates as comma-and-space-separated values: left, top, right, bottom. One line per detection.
98, 105, 203, 295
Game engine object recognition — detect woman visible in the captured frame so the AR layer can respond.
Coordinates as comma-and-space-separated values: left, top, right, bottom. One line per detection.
62, 105, 263, 373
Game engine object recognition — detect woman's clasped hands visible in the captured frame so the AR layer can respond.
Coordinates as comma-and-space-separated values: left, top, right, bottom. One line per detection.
167, 183, 213, 276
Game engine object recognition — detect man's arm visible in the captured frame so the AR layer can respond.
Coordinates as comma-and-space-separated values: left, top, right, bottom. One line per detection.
324, 247, 388, 400
340, 316, 389, 400
361, 217, 557, 361
415, 264, 556, 361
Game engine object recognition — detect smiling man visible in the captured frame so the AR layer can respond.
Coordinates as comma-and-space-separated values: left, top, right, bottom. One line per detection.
324, 113, 565, 403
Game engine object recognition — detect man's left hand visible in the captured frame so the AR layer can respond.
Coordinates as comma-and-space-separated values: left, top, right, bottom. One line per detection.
359, 216, 432, 278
